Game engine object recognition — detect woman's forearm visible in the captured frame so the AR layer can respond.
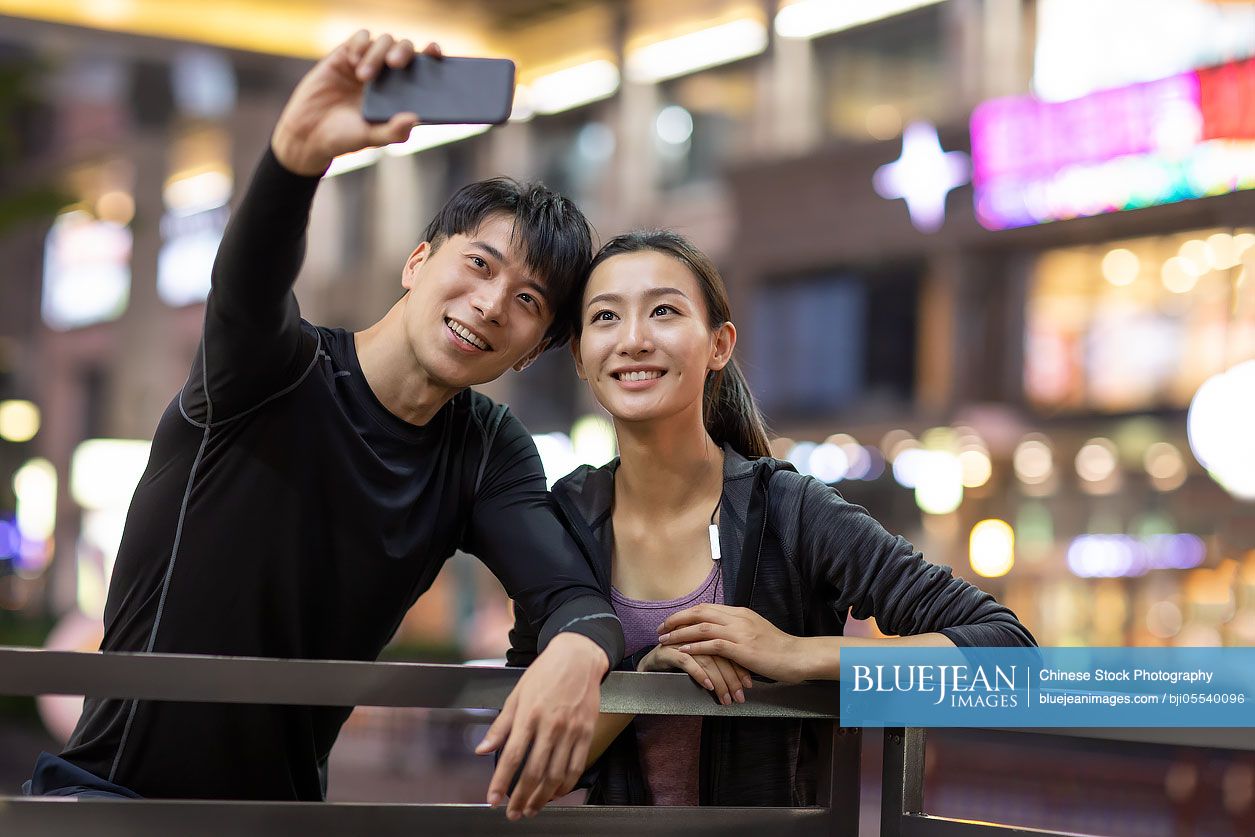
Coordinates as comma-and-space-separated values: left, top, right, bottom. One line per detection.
586, 713, 634, 768
794, 632, 956, 680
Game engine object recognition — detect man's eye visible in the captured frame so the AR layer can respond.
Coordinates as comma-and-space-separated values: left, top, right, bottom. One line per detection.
519, 293, 536, 307
471, 256, 488, 270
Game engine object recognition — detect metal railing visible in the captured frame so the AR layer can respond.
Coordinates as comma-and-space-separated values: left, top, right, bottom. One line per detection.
5, 646, 1253, 836
0, 646, 856, 836
880, 725, 1255, 837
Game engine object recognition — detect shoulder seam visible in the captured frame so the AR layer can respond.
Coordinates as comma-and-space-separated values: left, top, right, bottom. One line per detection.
177, 328, 323, 429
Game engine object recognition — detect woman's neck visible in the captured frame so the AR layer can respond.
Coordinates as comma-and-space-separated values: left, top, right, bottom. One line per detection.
613, 405, 724, 519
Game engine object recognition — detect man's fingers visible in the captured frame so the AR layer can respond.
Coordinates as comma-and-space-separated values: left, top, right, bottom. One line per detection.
366, 112, 418, 147
487, 712, 532, 809
561, 728, 591, 798
475, 695, 513, 757
524, 733, 569, 817
388, 38, 415, 67
734, 661, 754, 690
423, 41, 443, 58
345, 29, 371, 63
509, 724, 557, 820
357, 33, 396, 81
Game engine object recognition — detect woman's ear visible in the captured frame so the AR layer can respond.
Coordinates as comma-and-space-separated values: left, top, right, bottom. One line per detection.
571, 337, 588, 380
709, 321, 737, 372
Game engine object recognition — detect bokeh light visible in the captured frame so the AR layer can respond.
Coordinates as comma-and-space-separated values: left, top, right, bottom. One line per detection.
970, 519, 1015, 578
1075, 437, 1118, 483
1013, 436, 1054, 485
0, 400, 41, 443
1188, 359, 1255, 500
1100, 248, 1139, 285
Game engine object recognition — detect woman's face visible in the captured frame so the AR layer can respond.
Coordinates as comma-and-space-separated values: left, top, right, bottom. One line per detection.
575, 250, 733, 425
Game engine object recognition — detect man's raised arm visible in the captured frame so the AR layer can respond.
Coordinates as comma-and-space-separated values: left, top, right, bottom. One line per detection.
187, 32, 431, 422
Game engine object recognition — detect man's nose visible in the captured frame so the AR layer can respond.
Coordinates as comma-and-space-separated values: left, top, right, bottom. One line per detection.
471, 281, 508, 325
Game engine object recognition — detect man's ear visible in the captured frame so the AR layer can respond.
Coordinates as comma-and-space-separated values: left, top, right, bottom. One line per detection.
571, 338, 587, 380
709, 321, 737, 372
401, 241, 432, 291
513, 339, 549, 372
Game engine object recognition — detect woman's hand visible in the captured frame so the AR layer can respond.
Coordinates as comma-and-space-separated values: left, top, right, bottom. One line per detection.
638, 644, 753, 706
657, 604, 810, 684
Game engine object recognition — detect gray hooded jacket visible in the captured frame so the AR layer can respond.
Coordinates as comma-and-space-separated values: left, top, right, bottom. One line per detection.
508, 446, 1036, 805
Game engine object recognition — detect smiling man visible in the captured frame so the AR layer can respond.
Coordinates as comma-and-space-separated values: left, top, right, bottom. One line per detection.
25, 33, 623, 820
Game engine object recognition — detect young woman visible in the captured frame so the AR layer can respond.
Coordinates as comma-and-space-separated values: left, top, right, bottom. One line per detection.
507, 230, 1035, 808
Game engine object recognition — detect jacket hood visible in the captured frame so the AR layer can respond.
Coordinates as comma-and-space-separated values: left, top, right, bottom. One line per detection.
550, 443, 772, 605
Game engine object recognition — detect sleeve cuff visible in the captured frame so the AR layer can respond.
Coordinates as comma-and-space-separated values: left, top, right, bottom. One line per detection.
537, 594, 625, 675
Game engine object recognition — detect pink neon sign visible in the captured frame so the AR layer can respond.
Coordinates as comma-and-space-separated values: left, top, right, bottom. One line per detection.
971, 57, 1255, 229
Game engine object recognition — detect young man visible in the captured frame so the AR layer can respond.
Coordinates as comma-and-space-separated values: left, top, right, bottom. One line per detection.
26, 33, 623, 821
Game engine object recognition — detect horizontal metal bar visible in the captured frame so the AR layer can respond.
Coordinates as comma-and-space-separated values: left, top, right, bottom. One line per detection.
899, 813, 1098, 837
989, 726, 1255, 751
0, 647, 839, 719
0, 798, 836, 837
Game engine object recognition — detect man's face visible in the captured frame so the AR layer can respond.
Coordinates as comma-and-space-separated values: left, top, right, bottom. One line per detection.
401, 213, 554, 389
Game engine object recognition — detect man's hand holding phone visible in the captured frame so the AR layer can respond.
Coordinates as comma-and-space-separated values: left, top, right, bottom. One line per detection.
271, 31, 436, 177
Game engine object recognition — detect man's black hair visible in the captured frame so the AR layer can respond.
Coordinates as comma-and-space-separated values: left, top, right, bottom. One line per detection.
421, 177, 592, 349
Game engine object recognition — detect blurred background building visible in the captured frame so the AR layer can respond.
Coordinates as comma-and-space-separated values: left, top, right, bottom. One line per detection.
1, 1, 1255, 833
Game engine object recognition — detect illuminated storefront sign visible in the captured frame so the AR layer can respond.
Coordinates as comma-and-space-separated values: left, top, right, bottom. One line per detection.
41, 211, 132, 330
972, 57, 1255, 230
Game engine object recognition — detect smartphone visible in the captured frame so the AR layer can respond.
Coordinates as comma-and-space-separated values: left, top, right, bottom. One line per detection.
363, 55, 516, 125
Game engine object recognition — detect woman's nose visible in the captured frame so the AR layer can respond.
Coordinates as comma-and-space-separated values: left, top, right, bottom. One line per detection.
618, 316, 653, 354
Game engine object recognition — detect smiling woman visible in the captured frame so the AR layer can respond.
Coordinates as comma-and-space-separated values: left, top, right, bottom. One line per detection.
508, 229, 1036, 807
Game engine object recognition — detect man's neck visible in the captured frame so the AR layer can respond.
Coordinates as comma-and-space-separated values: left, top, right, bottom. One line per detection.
613, 406, 724, 518
353, 297, 461, 427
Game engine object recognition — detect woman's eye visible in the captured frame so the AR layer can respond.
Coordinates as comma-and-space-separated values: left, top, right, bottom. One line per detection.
519, 293, 536, 307
652, 305, 675, 316
592, 310, 616, 322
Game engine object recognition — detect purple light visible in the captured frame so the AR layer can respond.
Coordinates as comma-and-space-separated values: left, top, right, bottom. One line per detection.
1066, 533, 1207, 578
0, 519, 19, 559
1145, 534, 1206, 571
873, 122, 971, 233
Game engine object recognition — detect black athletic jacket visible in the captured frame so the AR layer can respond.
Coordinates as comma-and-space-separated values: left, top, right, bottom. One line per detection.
509, 446, 1036, 806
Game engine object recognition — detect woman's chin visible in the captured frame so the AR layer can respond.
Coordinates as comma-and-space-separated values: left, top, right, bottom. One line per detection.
597, 402, 675, 425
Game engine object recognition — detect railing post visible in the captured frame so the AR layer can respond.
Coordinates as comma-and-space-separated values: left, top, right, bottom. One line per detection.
814, 723, 862, 834
880, 728, 926, 837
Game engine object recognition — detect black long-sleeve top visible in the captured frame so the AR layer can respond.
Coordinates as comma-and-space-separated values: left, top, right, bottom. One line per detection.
58, 148, 623, 801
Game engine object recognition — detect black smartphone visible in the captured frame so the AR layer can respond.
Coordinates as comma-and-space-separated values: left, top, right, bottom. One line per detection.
362, 55, 516, 125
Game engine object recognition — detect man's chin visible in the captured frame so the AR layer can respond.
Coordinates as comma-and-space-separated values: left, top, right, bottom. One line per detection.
430, 359, 514, 390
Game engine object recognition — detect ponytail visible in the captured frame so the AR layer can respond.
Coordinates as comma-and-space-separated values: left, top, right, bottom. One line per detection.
704, 358, 772, 459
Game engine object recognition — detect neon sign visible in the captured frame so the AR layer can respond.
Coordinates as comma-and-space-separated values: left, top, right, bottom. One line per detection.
971, 57, 1255, 230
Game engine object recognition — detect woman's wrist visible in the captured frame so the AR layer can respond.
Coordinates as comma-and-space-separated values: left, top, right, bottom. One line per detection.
793, 635, 842, 681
